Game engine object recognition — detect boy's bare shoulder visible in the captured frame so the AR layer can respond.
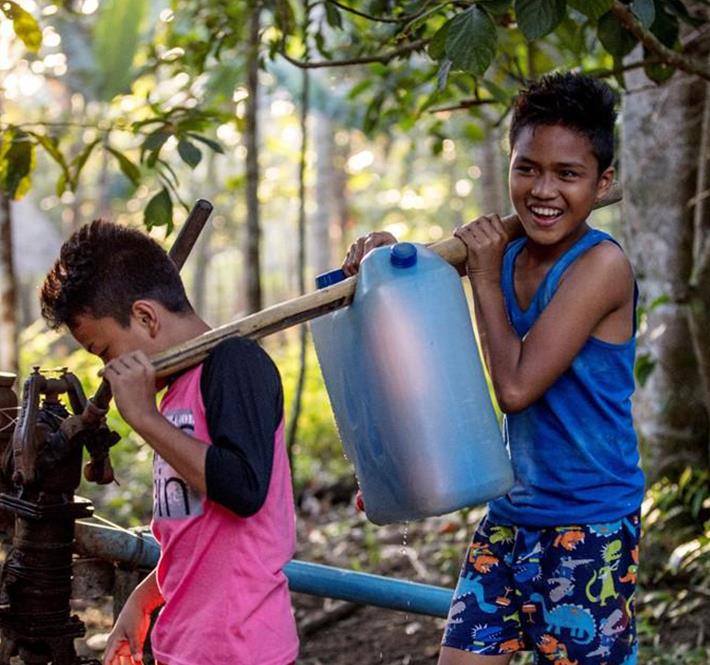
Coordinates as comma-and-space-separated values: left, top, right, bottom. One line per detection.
567, 239, 633, 282
561, 239, 634, 305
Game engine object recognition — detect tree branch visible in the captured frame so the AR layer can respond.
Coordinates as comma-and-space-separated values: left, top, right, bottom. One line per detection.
430, 98, 498, 113
611, 0, 710, 82
323, 0, 427, 24
589, 57, 662, 79
279, 37, 428, 69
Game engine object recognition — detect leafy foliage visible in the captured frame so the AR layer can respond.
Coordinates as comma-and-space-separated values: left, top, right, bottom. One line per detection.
93, 0, 148, 101
1, 1, 42, 52
2, 0, 709, 227
0, 129, 35, 199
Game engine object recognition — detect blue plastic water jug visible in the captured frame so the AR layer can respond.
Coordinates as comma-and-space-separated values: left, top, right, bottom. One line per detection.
310, 242, 514, 524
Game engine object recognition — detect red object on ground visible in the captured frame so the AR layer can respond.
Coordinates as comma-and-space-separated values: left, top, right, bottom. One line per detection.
355, 489, 365, 512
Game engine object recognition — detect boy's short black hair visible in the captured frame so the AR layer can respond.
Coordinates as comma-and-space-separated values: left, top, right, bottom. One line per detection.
509, 72, 617, 173
41, 220, 193, 330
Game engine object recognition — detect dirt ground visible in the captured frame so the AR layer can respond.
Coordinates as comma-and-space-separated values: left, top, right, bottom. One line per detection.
71, 501, 476, 664
6, 496, 710, 664
293, 595, 444, 665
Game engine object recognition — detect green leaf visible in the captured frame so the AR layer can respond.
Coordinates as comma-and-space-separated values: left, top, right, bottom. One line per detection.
142, 129, 171, 167
515, 0, 566, 40
597, 11, 638, 57
347, 79, 373, 99
56, 172, 67, 197
649, 294, 670, 310
324, 2, 343, 29
106, 147, 141, 186
144, 187, 173, 231
363, 91, 385, 134
428, 21, 449, 61
313, 31, 332, 59
635, 353, 656, 387
94, 0, 148, 101
445, 7, 497, 75
0, 130, 35, 199
206, 63, 242, 102
28, 132, 71, 185
463, 123, 485, 142
644, 59, 675, 83
480, 79, 512, 104
70, 139, 101, 188
177, 140, 202, 168
567, 0, 612, 20
631, 0, 655, 27
479, 0, 512, 16
186, 133, 224, 154
649, 3, 679, 48
679, 467, 692, 491
1, 1, 41, 53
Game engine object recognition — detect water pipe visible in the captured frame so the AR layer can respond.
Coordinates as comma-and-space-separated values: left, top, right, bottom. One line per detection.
74, 522, 453, 618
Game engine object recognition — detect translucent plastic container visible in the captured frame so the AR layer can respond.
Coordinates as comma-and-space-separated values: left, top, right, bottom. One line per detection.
311, 243, 513, 524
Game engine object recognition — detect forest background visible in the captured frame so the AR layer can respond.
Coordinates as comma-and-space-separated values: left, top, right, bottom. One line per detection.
2, 0, 710, 662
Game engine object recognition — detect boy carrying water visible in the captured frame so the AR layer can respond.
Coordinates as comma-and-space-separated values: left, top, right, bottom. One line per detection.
41, 222, 299, 665
343, 73, 644, 664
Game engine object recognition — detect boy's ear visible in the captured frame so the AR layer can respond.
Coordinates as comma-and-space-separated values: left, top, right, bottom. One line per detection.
595, 166, 615, 202
131, 300, 160, 337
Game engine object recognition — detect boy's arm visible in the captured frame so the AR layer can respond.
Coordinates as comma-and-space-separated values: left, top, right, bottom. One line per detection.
456, 216, 634, 413
102, 352, 209, 495
103, 340, 282, 517
200, 337, 282, 517
103, 568, 162, 665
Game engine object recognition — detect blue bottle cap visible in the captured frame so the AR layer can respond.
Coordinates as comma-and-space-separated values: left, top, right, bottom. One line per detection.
315, 268, 347, 289
390, 242, 417, 269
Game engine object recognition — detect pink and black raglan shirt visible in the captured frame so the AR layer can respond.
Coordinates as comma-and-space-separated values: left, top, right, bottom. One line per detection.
150, 337, 298, 665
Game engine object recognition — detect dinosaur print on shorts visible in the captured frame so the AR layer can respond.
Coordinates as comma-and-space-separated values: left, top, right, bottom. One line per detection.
442, 513, 640, 664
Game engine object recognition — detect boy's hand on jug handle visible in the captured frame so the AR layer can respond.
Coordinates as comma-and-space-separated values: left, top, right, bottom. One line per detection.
342, 231, 398, 276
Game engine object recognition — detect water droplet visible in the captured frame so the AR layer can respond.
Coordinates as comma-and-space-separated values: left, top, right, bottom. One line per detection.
400, 521, 409, 554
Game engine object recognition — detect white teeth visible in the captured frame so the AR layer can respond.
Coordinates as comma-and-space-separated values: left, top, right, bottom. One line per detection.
530, 206, 562, 217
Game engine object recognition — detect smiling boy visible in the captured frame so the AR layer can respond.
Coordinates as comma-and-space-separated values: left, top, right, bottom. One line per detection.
343, 73, 644, 665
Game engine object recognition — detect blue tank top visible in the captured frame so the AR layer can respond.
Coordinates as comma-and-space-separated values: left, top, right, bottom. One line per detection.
488, 228, 645, 527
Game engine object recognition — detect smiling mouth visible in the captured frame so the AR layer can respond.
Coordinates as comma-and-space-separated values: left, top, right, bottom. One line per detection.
528, 205, 563, 226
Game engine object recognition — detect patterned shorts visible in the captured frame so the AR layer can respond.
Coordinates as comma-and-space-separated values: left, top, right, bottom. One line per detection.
442, 512, 640, 664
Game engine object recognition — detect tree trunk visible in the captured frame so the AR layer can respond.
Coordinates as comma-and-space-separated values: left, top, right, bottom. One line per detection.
478, 123, 508, 217
191, 155, 218, 317
0, 196, 17, 376
312, 113, 335, 276
622, 45, 710, 478
332, 136, 351, 261
97, 141, 111, 221
687, 49, 710, 459
286, 66, 310, 465
243, 3, 262, 313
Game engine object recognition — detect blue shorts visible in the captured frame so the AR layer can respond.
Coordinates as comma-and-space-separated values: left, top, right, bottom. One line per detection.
442, 512, 640, 664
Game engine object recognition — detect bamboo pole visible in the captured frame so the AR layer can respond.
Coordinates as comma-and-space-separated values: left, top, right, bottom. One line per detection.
149, 185, 622, 378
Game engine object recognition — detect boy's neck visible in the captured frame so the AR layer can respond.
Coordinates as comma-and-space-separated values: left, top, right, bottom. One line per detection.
156, 312, 211, 353
523, 221, 590, 267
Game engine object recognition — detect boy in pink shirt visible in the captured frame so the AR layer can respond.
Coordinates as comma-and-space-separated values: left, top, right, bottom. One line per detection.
40, 220, 299, 665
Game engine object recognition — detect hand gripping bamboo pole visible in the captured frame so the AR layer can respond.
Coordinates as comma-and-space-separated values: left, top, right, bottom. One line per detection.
86, 199, 213, 419
149, 185, 622, 378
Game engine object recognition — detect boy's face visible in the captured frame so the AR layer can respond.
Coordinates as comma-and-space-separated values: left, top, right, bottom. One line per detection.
70, 309, 161, 364
508, 124, 613, 247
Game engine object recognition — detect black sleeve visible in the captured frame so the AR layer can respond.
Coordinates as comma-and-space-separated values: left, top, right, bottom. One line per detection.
201, 337, 284, 517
